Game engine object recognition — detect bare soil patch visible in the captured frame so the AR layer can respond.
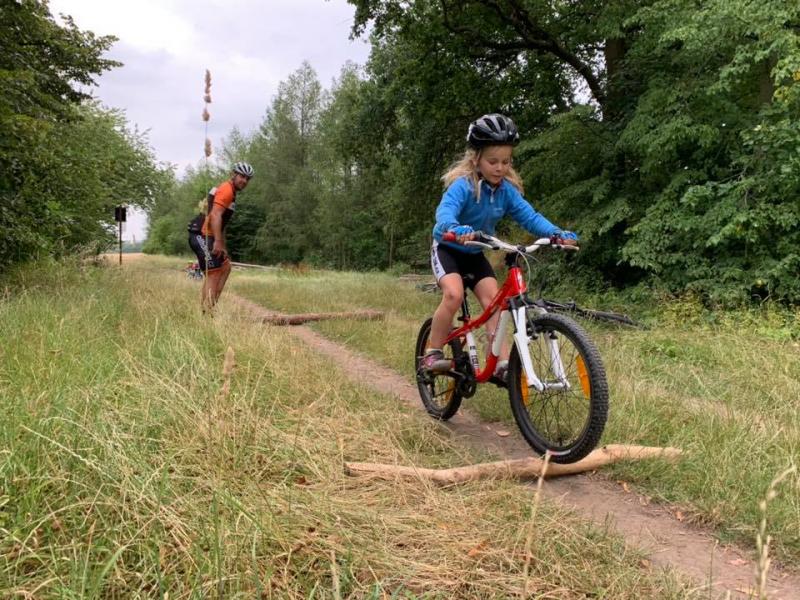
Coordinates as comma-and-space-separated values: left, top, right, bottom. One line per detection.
99, 252, 148, 263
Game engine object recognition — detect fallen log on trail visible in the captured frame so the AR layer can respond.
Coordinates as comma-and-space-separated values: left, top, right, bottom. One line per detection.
257, 309, 384, 326
231, 261, 276, 271
344, 444, 683, 485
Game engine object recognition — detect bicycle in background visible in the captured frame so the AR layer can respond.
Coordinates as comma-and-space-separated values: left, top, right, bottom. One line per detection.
185, 262, 203, 280
416, 279, 640, 328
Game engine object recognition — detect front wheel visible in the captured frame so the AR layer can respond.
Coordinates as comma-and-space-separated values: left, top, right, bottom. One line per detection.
508, 312, 608, 464
415, 318, 464, 420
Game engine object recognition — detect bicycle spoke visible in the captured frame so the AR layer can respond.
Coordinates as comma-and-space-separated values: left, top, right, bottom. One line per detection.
518, 322, 594, 450
431, 379, 455, 405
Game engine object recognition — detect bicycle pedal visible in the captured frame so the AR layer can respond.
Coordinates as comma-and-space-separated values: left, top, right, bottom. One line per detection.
429, 359, 454, 373
417, 361, 454, 380
488, 375, 508, 389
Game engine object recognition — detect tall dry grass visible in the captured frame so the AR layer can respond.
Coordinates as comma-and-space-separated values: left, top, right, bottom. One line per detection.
231, 267, 800, 566
0, 260, 695, 598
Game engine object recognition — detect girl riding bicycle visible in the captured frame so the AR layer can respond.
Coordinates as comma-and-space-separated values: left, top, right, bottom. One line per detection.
422, 113, 578, 379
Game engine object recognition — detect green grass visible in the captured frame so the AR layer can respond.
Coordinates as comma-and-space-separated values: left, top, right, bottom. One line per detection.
231, 267, 800, 566
0, 259, 695, 598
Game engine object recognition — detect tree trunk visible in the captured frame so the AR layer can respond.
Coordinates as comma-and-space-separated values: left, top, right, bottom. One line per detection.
759, 55, 778, 105
604, 37, 627, 121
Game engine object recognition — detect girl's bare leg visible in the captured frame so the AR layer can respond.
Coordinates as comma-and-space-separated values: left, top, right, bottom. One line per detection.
429, 273, 464, 349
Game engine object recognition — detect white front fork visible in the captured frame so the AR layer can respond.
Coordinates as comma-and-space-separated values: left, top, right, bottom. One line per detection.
505, 306, 570, 392
509, 307, 545, 391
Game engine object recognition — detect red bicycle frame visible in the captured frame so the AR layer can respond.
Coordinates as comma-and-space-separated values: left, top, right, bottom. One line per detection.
443, 262, 528, 383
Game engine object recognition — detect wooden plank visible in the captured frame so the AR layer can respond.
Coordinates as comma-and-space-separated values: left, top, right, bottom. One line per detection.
258, 310, 385, 326
344, 445, 683, 484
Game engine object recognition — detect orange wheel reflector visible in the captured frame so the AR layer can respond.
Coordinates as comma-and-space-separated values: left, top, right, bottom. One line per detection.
520, 372, 530, 406
576, 355, 591, 398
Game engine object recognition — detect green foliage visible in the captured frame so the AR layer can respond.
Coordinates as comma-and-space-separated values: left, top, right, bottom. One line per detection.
616, 0, 800, 302
341, 0, 800, 302
142, 214, 183, 256
243, 62, 324, 263
148, 0, 800, 303
0, 0, 119, 119
0, 0, 168, 268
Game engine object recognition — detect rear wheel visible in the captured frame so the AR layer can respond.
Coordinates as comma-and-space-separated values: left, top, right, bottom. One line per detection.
508, 312, 608, 463
415, 318, 464, 420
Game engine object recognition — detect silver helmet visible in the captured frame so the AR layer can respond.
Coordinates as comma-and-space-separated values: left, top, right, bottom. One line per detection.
466, 114, 520, 148
232, 162, 254, 178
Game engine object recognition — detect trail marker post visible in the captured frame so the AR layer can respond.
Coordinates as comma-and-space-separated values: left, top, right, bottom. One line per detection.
114, 205, 127, 265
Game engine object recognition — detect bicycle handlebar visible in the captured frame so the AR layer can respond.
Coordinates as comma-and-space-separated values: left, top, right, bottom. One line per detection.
442, 231, 579, 253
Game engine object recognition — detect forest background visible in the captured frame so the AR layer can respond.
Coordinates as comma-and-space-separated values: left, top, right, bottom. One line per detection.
4, 0, 800, 304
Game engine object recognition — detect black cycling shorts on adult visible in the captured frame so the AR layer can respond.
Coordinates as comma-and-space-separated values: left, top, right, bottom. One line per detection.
188, 234, 228, 271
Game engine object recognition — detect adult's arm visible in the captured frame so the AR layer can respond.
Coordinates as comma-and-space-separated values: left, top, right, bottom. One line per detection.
209, 204, 226, 256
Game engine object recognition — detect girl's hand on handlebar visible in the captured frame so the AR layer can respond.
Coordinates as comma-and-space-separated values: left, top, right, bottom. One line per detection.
456, 231, 477, 244
551, 230, 579, 248
447, 225, 476, 245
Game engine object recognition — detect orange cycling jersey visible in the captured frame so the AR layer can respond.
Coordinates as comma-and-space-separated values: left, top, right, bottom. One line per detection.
201, 180, 237, 236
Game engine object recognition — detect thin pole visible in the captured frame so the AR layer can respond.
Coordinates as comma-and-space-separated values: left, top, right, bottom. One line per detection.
119, 219, 123, 265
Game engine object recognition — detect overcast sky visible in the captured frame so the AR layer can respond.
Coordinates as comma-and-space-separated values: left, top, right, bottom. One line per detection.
48, 0, 372, 240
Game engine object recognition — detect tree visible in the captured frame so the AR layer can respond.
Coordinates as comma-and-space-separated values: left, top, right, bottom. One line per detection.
348, 0, 800, 302
0, 1, 167, 267
248, 62, 325, 263
310, 63, 387, 268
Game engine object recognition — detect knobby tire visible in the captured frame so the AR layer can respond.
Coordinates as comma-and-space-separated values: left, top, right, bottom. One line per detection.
415, 318, 464, 420
508, 312, 608, 463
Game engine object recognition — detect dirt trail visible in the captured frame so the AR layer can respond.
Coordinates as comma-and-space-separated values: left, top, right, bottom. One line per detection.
230, 294, 800, 599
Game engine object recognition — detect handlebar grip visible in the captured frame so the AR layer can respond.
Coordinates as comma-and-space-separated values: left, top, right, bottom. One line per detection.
443, 230, 486, 243
550, 235, 580, 251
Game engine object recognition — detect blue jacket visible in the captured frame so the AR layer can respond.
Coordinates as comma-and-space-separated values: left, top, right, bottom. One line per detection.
432, 177, 560, 254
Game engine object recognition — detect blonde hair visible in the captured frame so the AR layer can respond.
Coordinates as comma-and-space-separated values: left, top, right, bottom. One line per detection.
196, 198, 207, 214
441, 147, 524, 202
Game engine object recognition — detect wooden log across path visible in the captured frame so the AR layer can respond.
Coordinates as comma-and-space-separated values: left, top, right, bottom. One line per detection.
344, 444, 683, 485
258, 309, 385, 326
230, 261, 276, 271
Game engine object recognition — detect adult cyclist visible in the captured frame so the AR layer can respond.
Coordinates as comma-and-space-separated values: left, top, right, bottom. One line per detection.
188, 161, 254, 311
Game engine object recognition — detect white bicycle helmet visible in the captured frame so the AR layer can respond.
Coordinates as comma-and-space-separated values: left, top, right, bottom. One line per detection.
232, 161, 254, 178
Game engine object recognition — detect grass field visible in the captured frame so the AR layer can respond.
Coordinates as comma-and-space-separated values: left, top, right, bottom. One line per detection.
0, 258, 698, 598
230, 265, 800, 567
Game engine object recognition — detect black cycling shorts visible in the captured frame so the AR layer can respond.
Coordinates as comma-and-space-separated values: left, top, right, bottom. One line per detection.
188, 234, 228, 271
430, 241, 495, 290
